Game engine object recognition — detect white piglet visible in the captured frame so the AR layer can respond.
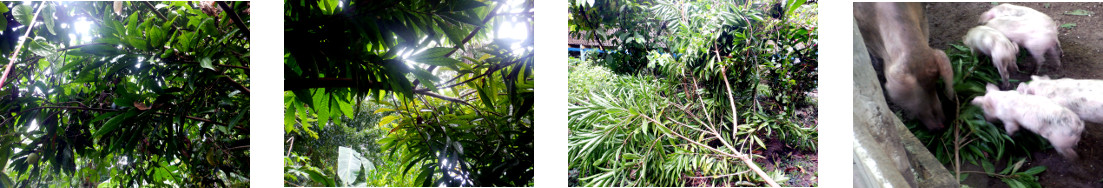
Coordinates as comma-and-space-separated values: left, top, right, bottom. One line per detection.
1017, 75, 1103, 97
980, 4, 1062, 73
964, 26, 1019, 87
1016, 76, 1103, 124
973, 83, 1083, 159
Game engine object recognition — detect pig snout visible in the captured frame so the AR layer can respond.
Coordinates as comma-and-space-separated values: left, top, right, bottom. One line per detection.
1051, 132, 1081, 160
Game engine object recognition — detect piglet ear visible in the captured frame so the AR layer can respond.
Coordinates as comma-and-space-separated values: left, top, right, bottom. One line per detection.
1016, 83, 1029, 94
971, 97, 987, 108
986, 83, 999, 92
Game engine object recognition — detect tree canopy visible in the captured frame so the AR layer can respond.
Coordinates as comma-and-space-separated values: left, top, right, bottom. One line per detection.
284, 0, 534, 186
0, 1, 249, 187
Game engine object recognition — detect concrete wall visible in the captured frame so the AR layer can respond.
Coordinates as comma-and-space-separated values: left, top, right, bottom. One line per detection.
852, 20, 958, 188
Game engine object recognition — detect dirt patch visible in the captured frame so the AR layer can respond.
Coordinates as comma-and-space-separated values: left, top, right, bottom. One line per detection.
925, 2, 1103, 187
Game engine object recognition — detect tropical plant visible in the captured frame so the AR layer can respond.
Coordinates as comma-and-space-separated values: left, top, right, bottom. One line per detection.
0, 1, 249, 187
905, 43, 1046, 187
284, 0, 534, 186
568, 0, 816, 186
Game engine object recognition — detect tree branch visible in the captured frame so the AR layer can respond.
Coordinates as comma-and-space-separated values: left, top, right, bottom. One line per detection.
220, 72, 250, 94
720, 65, 739, 136
143, 2, 170, 23
1, 3, 45, 90
31, 106, 229, 126
670, 99, 779, 187
685, 170, 751, 179
217, 2, 249, 34
415, 90, 472, 107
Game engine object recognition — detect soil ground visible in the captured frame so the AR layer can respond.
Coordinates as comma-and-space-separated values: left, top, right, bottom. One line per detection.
754, 90, 818, 187
925, 2, 1103, 187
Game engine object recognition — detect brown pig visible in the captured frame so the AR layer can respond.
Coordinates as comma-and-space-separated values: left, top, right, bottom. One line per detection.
855, 2, 955, 130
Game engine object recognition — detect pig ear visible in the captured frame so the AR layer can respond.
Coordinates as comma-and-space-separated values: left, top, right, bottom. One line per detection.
986, 83, 999, 92
932, 50, 955, 97
971, 97, 987, 108
1016, 83, 1029, 93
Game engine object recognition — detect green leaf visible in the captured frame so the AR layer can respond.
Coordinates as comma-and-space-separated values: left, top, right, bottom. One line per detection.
0, 172, 11, 188
303, 167, 334, 186
1064, 9, 1094, 16
450, 0, 487, 11
981, 160, 995, 174
1020, 166, 1046, 176
415, 47, 453, 59
440, 12, 484, 26
412, 68, 439, 91
337, 98, 354, 119
127, 11, 140, 35
200, 57, 215, 70
148, 26, 166, 48
382, 60, 414, 98
127, 36, 149, 50
0, 3, 8, 13
416, 57, 462, 67
312, 88, 331, 128
43, 3, 55, 35
416, 166, 434, 186
90, 112, 119, 123
439, 20, 466, 46
785, 0, 807, 19
162, 15, 177, 29
12, 4, 32, 26
1059, 23, 1076, 29
476, 83, 494, 107
113, 90, 139, 108
81, 44, 119, 56
285, 103, 297, 134
93, 110, 138, 138
29, 38, 56, 57
373, 108, 394, 114
378, 115, 398, 127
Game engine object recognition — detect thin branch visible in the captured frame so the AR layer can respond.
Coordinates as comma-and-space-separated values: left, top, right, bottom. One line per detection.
419, 53, 529, 92
961, 171, 1014, 179
720, 65, 739, 137
143, 2, 170, 23
639, 114, 742, 159
286, 137, 295, 158
219, 71, 250, 94
30, 106, 229, 126
654, 103, 780, 187
415, 90, 474, 108
1, 3, 46, 89
217, 2, 250, 34
685, 170, 752, 179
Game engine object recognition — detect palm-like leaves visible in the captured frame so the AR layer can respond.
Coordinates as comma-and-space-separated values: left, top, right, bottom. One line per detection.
568, 62, 776, 186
